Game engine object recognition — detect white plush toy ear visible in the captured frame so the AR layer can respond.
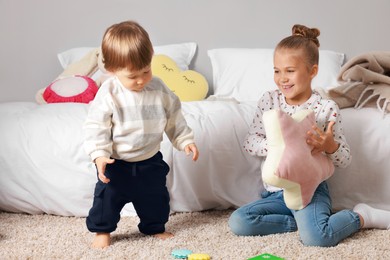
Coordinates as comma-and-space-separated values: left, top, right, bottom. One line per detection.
262, 109, 335, 210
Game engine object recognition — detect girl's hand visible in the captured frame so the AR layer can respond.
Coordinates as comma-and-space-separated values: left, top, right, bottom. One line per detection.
95, 157, 115, 183
184, 143, 199, 161
306, 121, 339, 155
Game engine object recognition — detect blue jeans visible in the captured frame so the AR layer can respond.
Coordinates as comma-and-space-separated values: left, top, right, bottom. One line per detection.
228, 182, 361, 247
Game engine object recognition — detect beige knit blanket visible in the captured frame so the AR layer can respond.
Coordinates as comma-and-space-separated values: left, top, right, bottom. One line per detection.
327, 51, 390, 115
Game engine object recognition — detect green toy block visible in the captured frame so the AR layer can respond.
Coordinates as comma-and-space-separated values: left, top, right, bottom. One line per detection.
247, 253, 284, 260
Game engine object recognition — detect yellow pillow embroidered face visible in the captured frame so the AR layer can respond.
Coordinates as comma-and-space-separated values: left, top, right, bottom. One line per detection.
152, 55, 208, 101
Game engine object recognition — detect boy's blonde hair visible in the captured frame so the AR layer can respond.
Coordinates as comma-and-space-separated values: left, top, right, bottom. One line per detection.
275, 24, 320, 70
101, 20, 154, 72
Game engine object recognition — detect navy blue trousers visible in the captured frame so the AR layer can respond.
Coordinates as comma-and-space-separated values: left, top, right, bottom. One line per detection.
86, 152, 170, 235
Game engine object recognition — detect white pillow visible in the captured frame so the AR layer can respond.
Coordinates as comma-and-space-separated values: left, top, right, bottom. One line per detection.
207, 48, 345, 102
58, 42, 197, 71
153, 42, 197, 71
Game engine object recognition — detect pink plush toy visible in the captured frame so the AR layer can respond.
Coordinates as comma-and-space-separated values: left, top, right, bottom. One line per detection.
41, 75, 98, 104
262, 109, 335, 210
36, 48, 106, 104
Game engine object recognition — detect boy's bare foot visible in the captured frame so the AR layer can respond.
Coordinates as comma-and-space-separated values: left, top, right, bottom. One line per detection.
91, 233, 111, 249
153, 231, 174, 239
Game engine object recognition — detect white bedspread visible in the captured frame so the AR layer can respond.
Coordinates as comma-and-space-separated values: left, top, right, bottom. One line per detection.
0, 102, 389, 217
0, 101, 263, 216
329, 107, 390, 211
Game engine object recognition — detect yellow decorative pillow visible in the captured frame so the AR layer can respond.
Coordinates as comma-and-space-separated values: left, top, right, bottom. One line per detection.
152, 55, 208, 101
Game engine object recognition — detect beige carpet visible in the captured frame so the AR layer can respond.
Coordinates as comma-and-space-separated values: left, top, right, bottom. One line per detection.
0, 209, 389, 259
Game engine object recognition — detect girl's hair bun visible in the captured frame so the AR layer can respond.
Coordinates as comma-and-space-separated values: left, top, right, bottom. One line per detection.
292, 24, 320, 47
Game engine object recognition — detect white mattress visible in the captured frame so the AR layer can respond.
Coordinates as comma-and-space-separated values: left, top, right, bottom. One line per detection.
329, 107, 390, 211
0, 102, 389, 217
0, 101, 263, 216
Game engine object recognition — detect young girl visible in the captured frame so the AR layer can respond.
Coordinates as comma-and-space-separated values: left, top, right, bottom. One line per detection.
228, 24, 390, 247
84, 20, 199, 249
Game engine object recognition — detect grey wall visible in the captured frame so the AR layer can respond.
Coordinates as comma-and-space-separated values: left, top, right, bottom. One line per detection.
1, 0, 390, 102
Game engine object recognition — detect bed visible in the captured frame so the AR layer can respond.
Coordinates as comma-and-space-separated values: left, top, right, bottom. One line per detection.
1, 43, 389, 217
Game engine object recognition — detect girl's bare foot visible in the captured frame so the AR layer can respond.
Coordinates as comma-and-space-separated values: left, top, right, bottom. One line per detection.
153, 231, 174, 239
91, 233, 111, 249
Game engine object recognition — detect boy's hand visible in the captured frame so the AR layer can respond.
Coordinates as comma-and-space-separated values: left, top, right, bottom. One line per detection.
306, 121, 339, 155
95, 157, 115, 183
185, 143, 199, 161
